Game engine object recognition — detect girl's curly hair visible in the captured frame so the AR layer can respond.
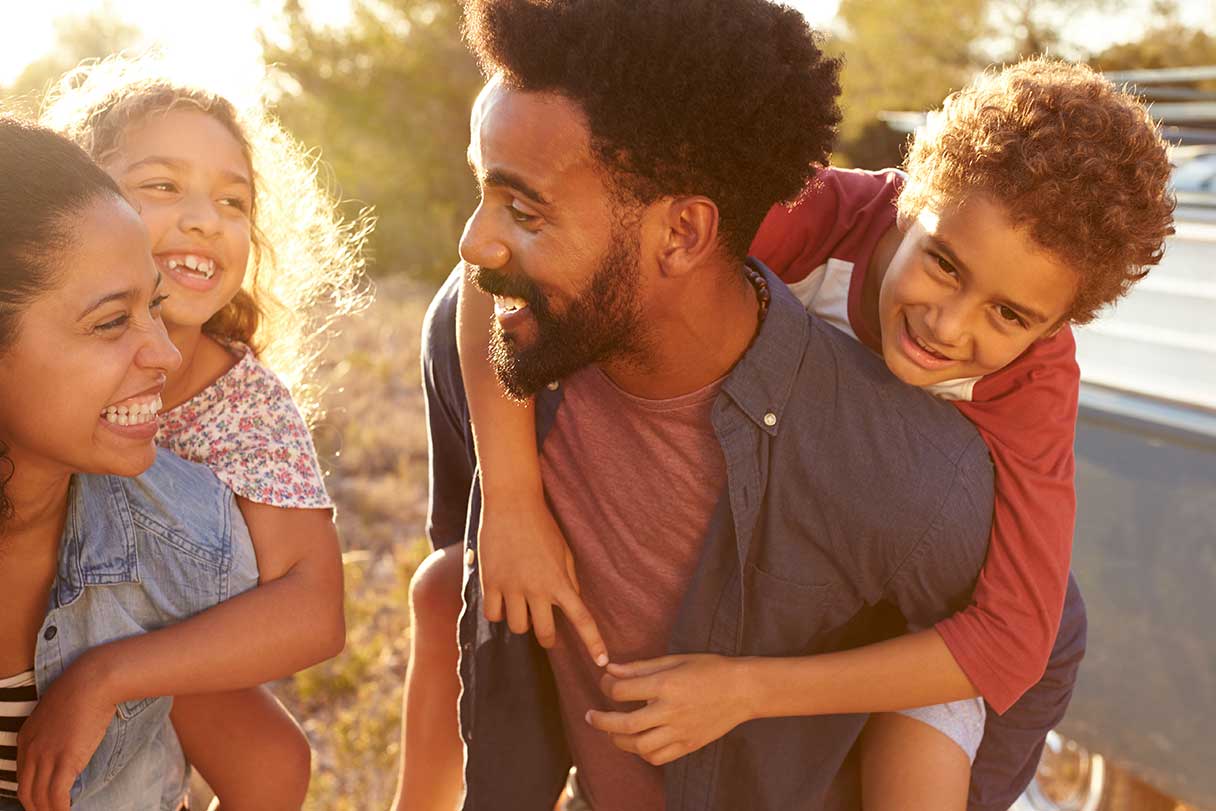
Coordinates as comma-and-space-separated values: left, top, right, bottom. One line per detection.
899, 56, 1175, 325
40, 54, 373, 422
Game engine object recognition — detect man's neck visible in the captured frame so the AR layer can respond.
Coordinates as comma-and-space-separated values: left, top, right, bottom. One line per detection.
602, 262, 760, 400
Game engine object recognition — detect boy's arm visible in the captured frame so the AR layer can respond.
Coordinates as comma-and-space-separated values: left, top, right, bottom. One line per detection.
938, 328, 1080, 713
457, 271, 608, 664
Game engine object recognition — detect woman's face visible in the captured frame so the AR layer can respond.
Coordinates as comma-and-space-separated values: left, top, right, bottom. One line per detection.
104, 108, 253, 330
0, 195, 181, 480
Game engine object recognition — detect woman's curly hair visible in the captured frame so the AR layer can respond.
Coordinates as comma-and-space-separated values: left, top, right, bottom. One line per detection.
463, 0, 842, 258
899, 56, 1175, 325
40, 55, 373, 422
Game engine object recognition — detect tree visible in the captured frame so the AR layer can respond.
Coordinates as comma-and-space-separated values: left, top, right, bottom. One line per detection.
831, 0, 990, 167
1, 8, 139, 117
263, 0, 483, 280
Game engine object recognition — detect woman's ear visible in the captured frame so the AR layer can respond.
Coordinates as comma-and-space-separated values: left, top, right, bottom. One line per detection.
655, 196, 720, 278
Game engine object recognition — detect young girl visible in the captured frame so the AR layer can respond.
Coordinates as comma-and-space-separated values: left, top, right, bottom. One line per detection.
35, 56, 371, 810
398, 58, 1174, 810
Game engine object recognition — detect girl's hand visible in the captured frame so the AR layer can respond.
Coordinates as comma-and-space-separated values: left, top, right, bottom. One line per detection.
478, 491, 609, 666
585, 655, 753, 766
17, 654, 117, 811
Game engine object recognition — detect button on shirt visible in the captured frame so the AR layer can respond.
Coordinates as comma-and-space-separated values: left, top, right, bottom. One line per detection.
422, 261, 1081, 811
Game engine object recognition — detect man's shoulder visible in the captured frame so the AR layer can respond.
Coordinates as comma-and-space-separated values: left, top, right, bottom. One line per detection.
793, 315, 990, 471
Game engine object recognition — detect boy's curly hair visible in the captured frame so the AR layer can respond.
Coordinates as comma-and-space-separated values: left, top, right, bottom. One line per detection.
463, 0, 842, 258
899, 57, 1175, 325
40, 55, 372, 423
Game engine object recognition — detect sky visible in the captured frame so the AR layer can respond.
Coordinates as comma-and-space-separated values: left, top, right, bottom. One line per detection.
1, 0, 1214, 88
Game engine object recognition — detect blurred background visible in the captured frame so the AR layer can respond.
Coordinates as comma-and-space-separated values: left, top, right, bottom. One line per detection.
2, 2, 1214, 810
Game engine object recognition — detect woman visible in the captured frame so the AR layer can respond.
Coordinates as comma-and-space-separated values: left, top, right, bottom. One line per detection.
0, 117, 259, 811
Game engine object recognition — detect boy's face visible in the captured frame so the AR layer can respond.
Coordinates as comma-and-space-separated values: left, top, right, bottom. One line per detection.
878, 194, 1077, 388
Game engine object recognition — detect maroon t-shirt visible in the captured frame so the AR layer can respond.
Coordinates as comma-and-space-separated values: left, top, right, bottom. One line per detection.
541, 365, 727, 811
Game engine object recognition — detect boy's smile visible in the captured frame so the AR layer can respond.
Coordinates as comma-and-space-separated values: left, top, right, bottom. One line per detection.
874, 194, 1079, 388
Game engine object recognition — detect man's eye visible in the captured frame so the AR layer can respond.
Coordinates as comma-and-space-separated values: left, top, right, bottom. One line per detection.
508, 202, 539, 225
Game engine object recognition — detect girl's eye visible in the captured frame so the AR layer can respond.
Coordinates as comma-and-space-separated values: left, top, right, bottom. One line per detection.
220, 197, 250, 213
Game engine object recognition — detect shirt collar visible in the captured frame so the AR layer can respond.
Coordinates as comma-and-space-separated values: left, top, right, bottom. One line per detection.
56, 473, 140, 606
719, 257, 809, 435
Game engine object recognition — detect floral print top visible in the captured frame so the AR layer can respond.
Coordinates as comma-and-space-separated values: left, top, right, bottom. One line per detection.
156, 344, 333, 509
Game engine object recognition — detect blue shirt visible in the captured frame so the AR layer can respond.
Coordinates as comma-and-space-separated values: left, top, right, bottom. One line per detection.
0, 449, 258, 811
422, 260, 1086, 811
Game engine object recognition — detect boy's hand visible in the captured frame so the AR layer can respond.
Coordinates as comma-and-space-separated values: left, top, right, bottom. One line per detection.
586, 654, 753, 766
17, 652, 118, 811
479, 493, 610, 666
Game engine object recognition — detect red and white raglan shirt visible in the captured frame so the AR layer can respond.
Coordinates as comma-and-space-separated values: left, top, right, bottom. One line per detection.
749, 167, 1079, 714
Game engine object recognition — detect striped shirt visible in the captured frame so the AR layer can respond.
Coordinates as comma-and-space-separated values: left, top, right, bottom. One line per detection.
0, 670, 35, 805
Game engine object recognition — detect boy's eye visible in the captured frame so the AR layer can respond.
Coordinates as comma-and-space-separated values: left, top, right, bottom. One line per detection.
933, 254, 959, 278
141, 181, 177, 193
997, 305, 1026, 326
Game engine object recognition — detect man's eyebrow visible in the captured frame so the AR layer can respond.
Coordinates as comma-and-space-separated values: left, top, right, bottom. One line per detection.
481, 168, 553, 207
124, 155, 250, 187
929, 235, 1050, 324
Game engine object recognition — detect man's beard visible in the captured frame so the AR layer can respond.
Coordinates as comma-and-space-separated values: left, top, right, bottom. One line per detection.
467, 227, 646, 400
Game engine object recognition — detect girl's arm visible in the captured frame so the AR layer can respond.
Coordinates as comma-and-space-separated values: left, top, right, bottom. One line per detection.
457, 271, 607, 664
17, 503, 343, 811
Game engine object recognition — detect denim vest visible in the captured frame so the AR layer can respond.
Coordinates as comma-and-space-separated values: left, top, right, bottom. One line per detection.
0, 449, 258, 811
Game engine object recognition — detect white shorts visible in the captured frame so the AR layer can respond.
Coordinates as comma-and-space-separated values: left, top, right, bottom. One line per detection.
897, 697, 987, 762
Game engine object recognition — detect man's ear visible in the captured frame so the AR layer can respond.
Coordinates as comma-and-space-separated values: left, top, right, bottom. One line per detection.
656, 196, 720, 278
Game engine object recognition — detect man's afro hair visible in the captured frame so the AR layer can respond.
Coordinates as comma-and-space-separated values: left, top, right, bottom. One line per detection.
463, 0, 842, 258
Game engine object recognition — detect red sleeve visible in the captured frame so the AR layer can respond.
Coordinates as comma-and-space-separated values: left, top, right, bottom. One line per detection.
935, 327, 1080, 714
750, 168, 901, 285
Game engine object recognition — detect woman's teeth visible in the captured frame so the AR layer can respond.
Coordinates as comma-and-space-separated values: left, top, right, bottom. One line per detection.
167, 255, 216, 279
101, 395, 163, 426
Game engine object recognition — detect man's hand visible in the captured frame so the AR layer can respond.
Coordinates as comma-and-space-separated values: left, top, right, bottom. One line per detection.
585, 654, 753, 766
478, 492, 609, 665
17, 653, 118, 811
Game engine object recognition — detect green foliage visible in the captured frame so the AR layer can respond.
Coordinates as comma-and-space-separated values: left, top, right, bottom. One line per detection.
264, 0, 483, 280
1090, 0, 1216, 72
1, 9, 139, 117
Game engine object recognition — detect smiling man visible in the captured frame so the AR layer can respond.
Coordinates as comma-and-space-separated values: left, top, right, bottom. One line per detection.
416, 1, 1085, 810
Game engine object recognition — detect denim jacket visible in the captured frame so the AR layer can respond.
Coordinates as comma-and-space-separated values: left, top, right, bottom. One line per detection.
422, 261, 1087, 811
0, 449, 257, 811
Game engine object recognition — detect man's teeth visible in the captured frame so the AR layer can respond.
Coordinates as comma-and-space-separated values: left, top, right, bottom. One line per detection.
495, 295, 528, 313
101, 395, 163, 426
166, 255, 216, 279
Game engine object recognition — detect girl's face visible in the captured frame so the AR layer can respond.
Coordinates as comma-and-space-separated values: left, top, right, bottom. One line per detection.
0, 196, 181, 480
877, 194, 1077, 388
104, 108, 253, 331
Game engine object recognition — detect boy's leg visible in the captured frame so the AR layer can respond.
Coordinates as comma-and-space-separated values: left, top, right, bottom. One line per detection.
860, 700, 985, 811
393, 545, 466, 811
171, 686, 311, 811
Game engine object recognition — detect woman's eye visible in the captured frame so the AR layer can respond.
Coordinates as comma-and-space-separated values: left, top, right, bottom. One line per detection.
95, 314, 129, 332
150, 294, 169, 313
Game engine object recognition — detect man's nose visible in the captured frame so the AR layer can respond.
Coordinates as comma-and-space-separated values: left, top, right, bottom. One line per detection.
459, 202, 510, 270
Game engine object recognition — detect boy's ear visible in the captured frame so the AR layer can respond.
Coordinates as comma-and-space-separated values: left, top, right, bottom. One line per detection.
1043, 320, 1068, 339
656, 196, 720, 278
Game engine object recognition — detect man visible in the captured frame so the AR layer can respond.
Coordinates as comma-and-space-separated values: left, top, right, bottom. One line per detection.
418, 1, 1086, 809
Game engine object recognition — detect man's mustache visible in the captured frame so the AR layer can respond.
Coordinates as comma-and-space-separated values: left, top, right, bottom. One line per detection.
465, 263, 540, 306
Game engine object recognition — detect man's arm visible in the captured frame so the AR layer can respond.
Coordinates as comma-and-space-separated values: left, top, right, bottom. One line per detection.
422, 266, 479, 549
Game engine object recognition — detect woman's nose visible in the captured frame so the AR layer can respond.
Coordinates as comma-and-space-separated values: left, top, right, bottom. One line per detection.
140, 318, 182, 374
